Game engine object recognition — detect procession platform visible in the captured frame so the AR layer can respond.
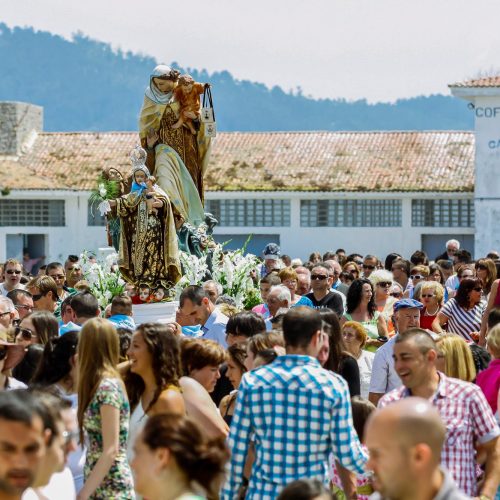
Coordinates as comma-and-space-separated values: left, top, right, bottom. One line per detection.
132, 301, 179, 326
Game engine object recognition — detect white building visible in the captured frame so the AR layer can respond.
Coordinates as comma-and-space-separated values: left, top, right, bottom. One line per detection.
1, 76, 492, 263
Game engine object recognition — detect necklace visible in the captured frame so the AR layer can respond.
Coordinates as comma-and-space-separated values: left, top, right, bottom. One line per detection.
424, 306, 440, 316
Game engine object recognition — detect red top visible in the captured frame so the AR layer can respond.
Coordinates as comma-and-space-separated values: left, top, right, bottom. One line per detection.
420, 309, 437, 330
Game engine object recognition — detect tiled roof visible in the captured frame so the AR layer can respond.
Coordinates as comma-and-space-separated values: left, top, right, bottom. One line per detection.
0, 131, 474, 193
449, 76, 500, 88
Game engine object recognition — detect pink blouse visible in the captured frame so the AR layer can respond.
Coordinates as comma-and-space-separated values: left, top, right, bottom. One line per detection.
476, 358, 500, 415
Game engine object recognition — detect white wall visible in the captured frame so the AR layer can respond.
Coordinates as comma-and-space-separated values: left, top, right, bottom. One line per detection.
206, 191, 474, 260
0, 191, 108, 263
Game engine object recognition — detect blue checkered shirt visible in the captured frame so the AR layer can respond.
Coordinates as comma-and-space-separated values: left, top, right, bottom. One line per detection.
221, 355, 368, 500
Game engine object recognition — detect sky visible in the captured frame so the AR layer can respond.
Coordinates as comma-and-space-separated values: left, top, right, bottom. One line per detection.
2, 0, 500, 102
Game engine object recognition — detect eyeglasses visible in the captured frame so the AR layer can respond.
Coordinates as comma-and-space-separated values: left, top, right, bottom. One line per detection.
0, 348, 7, 361
5, 270, 21, 275
14, 326, 35, 341
411, 274, 424, 280
15, 304, 33, 312
0, 311, 10, 318
311, 275, 328, 281
363, 264, 376, 270
377, 281, 392, 287
421, 294, 435, 299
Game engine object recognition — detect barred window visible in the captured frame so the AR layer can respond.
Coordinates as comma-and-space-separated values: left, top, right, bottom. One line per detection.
87, 201, 106, 227
205, 199, 290, 227
300, 199, 401, 227
0, 200, 65, 227
412, 199, 474, 227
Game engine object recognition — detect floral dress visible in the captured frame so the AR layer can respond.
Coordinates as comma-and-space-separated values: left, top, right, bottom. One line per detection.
83, 377, 134, 499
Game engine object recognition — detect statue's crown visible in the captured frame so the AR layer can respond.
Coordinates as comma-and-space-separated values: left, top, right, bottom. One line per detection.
129, 146, 147, 168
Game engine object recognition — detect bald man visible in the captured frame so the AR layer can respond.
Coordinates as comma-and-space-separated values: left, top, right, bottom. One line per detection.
366, 397, 468, 500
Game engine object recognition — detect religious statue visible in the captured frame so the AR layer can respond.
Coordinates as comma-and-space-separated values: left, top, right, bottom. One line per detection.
138, 65, 212, 232
109, 147, 181, 298
172, 74, 206, 134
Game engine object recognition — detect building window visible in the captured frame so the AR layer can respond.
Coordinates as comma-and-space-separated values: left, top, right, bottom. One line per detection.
87, 201, 106, 227
300, 199, 402, 227
412, 199, 474, 227
205, 199, 290, 227
0, 200, 65, 227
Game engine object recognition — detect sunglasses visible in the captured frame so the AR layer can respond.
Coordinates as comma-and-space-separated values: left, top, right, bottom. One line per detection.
5, 270, 21, 275
14, 326, 35, 341
476, 265, 487, 271
311, 275, 328, 281
390, 292, 403, 297
377, 281, 392, 287
421, 294, 435, 299
0, 348, 7, 361
363, 264, 376, 270
411, 274, 424, 280
354, 260, 363, 266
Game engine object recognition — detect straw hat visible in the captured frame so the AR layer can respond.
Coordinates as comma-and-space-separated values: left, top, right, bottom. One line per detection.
0, 329, 26, 373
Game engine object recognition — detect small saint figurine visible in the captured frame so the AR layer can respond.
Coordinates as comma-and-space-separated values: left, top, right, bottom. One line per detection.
172, 74, 207, 134
109, 146, 181, 296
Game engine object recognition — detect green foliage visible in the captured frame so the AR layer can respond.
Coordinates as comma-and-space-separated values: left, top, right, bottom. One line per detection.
0, 23, 474, 132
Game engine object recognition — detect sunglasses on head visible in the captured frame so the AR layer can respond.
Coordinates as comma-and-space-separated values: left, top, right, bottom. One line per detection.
14, 326, 35, 341
0, 347, 7, 361
377, 281, 392, 287
311, 274, 328, 281
6, 270, 21, 275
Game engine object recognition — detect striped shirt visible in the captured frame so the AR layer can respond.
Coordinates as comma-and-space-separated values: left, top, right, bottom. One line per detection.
221, 355, 367, 500
379, 372, 500, 496
439, 297, 486, 341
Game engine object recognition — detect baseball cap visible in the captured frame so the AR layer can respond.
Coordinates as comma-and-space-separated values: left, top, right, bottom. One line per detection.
263, 243, 280, 261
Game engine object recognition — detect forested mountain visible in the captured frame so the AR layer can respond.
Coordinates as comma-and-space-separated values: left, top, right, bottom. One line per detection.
0, 23, 474, 132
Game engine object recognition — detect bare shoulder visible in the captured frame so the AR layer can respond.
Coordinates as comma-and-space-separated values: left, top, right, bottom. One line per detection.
150, 387, 185, 416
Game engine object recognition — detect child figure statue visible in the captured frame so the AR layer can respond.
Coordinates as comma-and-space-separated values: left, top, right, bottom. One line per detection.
172, 74, 208, 134
109, 146, 181, 297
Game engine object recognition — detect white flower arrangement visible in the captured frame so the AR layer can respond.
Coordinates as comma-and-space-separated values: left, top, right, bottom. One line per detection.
174, 242, 261, 309
80, 251, 126, 309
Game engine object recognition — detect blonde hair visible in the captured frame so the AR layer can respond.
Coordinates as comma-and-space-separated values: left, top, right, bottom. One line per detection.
343, 321, 368, 349
487, 324, 500, 357
436, 334, 476, 382
77, 318, 121, 443
420, 281, 445, 305
411, 265, 430, 277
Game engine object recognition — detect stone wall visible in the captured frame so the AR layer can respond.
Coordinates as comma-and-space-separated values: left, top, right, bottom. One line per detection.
0, 101, 43, 156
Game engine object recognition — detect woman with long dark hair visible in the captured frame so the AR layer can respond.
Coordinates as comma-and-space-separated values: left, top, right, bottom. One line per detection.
341, 279, 388, 350
14, 311, 59, 346
319, 309, 360, 396
123, 322, 184, 461
432, 278, 486, 342
130, 413, 229, 499
475, 258, 497, 298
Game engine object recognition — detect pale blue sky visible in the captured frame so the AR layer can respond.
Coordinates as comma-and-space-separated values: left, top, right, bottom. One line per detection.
1, 0, 499, 102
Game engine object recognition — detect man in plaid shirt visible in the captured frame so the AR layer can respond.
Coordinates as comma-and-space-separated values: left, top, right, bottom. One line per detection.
379, 328, 500, 498
221, 307, 367, 500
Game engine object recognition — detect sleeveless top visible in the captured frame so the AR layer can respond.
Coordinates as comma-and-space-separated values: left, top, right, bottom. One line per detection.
494, 281, 500, 306
343, 311, 380, 339
222, 391, 238, 427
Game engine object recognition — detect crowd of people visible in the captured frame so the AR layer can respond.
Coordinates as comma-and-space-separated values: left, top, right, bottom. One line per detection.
0, 237, 499, 500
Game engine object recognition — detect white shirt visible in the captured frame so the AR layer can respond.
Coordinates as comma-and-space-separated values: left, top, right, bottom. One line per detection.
368, 334, 401, 395
0, 282, 25, 296
356, 350, 375, 399
23, 467, 76, 500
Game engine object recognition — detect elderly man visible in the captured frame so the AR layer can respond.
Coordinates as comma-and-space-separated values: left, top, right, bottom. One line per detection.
202, 280, 222, 305
0, 259, 25, 296
6, 290, 34, 321
295, 266, 311, 296
266, 285, 291, 319
366, 397, 468, 500
368, 298, 423, 405
179, 285, 228, 347
379, 328, 500, 498
0, 297, 16, 331
435, 238, 460, 263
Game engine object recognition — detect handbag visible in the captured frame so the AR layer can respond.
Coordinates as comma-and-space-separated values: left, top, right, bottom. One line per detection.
201, 85, 216, 137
